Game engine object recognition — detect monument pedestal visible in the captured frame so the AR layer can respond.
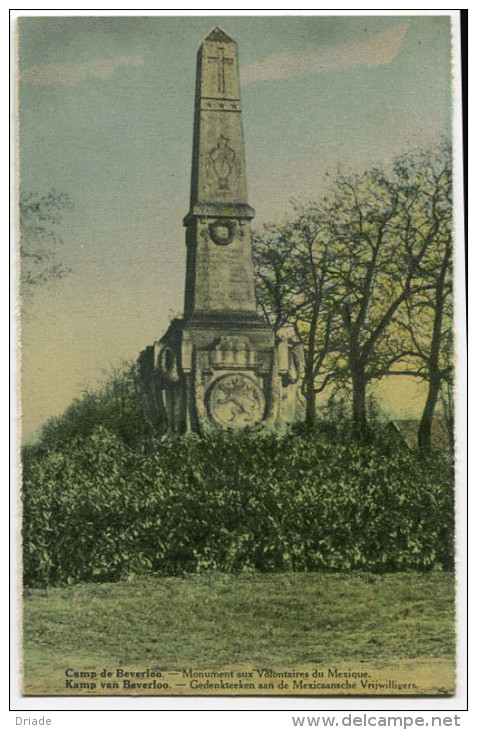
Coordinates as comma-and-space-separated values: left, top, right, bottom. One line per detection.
139, 316, 304, 433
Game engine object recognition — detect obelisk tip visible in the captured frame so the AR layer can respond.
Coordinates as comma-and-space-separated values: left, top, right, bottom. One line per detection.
203, 26, 235, 44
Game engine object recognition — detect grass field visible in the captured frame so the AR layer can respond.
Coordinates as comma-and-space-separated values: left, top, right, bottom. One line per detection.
22, 571, 456, 696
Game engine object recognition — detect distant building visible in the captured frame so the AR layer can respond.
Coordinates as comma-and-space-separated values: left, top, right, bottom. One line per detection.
386, 418, 452, 450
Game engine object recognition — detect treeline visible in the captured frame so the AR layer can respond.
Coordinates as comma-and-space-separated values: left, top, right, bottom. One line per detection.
252, 142, 453, 450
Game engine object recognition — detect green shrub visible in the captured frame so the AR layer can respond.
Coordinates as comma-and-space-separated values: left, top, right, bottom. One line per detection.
22, 426, 454, 587
35, 362, 154, 451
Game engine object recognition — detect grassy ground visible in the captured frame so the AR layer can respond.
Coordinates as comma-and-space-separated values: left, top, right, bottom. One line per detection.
22, 572, 455, 696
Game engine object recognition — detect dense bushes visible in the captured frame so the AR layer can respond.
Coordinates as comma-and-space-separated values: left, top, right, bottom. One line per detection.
36, 363, 153, 451
22, 426, 454, 587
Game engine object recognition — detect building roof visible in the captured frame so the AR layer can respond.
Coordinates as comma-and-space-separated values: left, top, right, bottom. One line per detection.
386, 418, 452, 450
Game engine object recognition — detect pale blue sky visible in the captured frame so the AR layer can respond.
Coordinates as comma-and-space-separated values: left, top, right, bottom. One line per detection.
18, 15, 453, 435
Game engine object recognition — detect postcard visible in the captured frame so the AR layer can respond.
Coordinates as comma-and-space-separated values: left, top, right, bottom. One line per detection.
14, 12, 465, 701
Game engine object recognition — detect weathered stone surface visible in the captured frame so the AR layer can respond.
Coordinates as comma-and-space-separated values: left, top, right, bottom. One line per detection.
139, 28, 304, 433
188, 28, 248, 209
184, 26, 256, 320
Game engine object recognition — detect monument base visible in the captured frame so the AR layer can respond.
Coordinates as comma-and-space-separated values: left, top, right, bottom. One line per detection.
139, 316, 305, 434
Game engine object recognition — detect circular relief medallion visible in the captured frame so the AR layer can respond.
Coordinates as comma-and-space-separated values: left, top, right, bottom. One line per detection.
209, 219, 235, 246
207, 374, 265, 429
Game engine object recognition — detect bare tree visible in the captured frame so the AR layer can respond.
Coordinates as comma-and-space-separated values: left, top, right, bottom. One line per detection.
315, 147, 451, 434
20, 189, 73, 294
253, 221, 298, 333
253, 209, 340, 427
256, 144, 453, 437
389, 145, 453, 449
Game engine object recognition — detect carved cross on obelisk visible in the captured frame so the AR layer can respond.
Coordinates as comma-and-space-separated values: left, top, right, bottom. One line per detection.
207, 46, 234, 93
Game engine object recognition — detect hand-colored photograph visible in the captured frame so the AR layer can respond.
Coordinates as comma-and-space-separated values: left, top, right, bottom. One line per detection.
16, 13, 462, 698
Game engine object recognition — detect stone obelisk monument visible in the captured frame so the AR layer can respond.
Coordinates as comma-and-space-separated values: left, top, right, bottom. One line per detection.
139, 27, 304, 433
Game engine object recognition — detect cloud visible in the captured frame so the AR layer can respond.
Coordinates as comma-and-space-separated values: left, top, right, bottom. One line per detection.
21, 55, 144, 86
240, 24, 408, 84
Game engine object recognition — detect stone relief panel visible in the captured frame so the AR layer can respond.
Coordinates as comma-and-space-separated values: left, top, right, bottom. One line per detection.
210, 335, 256, 368
199, 219, 246, 246
208, 135, 237, 192
158, 345, 180, 383
208, 219, 235, 245
207, 373, 265, 429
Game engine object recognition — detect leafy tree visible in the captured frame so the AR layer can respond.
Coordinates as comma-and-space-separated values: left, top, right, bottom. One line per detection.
37, 362, 153, 451
20, 189, 73, 294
